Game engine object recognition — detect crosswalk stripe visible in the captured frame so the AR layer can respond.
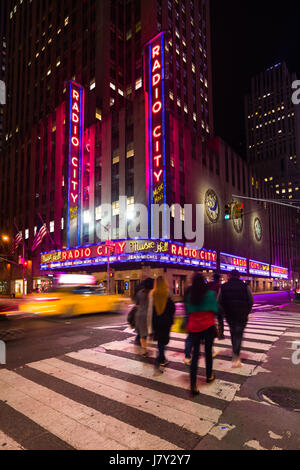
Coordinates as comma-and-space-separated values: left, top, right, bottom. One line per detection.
169, 332, 271, 351
0, 430, 24, 450
223, 326, 284, 335
144, 337, 266, 363
101, 340, 256, 377
251, 315, 300, 322
0, 369, 179, 450
28, 358, 219, 437
249, 315, 300, 322
248, 321, 300, 328
228, 332, 279, 342
283, 332, 300, 337
67, 348, 241, 402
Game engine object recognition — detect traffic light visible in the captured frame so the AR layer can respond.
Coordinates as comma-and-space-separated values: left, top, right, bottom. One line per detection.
224, 204, 232, 220
234, 203, 244, 219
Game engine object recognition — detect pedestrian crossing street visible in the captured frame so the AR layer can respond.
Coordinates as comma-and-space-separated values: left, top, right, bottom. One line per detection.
1, 309, 300, 450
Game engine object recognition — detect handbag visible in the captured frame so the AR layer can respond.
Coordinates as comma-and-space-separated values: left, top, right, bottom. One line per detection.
127, 306, 137, 328
171, 315, 188, 334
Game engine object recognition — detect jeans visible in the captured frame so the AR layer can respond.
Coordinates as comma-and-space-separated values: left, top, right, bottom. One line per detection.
190, 326, 216, 388
228, 321, 247, 357
185, 334, 193, 359
155, 342, 166, 367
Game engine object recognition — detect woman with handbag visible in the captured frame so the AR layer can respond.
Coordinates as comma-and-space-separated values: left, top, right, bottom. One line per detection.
186, 273, 219, 396
151, 276, 175, 374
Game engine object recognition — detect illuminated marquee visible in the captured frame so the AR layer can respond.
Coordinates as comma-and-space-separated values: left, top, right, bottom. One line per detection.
271, 265, 289, 279
67, 81, 84, 248
249, 260, 270, 277
220, 252, 247, 274
144, 32, 167, 236
40, 239, 217, 270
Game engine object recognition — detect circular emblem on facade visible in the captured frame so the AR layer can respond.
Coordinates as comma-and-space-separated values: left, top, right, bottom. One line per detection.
205, 190, 220, 223
254, 217, 263, 241
233, 215, 244, 234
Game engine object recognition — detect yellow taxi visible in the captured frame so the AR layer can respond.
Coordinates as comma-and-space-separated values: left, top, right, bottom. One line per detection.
19, 285, 131, 317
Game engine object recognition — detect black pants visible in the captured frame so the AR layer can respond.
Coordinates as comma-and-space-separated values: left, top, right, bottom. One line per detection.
227, 321, 247, 357
155, 342, 166, 367
190, 326, 216, 388
217, 313, 224, 335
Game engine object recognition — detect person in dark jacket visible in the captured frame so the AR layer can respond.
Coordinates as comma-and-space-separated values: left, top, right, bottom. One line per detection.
186, 273, 219, 396
151, 276, 175, 374
208, 273, 225, 339
218, 269, 253, 368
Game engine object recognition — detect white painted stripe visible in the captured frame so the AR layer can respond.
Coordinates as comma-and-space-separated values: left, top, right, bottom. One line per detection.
0, 430, 24, 450
213, 347, 267, 363
29, 358, 218, 436
248, 322, 300, 328
251, 316, 300, 322
132, 336, 266, 362
251, 313, 300, 319
67, 349, 241, 402
224, 326, 284, 335
248, 317, 300, 323
0, 370, 178, 450
224, 331, 279, 342
283, 332, 300, 337
169, 333, 270, 351
101, 340, 256, 377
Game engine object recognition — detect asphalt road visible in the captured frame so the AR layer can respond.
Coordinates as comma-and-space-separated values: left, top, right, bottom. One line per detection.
0, 291, 291, 370
1, 291, 300, 451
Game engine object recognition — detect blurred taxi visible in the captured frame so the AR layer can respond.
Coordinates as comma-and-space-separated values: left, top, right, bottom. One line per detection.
19, 285, 131, 317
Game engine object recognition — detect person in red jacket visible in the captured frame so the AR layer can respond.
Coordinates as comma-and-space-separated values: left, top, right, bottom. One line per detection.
186, 273, 219, 396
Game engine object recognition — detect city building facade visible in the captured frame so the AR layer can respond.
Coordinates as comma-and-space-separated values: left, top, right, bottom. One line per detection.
245, 62, 300, 199
0, 1, 295, 297
0, 0, 7, 153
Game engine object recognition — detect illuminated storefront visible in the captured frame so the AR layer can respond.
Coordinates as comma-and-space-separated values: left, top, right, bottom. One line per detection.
40, 239, 289, 296
220, 252, 248, 274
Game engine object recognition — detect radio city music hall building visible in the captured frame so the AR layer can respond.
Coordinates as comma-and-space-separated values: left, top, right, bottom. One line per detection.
0, 0, 296, 297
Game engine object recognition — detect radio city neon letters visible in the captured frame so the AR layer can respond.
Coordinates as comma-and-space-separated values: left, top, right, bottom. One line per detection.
145, 33, 167, 212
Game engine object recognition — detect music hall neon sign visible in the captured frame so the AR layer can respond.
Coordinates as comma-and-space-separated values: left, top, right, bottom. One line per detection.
67, 81, 84, 248
145, 32, 167, 236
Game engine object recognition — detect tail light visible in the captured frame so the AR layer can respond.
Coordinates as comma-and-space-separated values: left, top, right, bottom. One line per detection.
33, 297, 61, 302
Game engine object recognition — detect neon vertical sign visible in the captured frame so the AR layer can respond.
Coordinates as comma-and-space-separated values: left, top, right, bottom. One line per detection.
144, 32, 167, 237
67, 81, 84, 248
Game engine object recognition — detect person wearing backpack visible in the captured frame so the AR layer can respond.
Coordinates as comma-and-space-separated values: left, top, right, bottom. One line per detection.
186, 273, 219, 396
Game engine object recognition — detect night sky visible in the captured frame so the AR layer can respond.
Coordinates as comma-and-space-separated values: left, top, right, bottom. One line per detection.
210, 0, 300, 158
